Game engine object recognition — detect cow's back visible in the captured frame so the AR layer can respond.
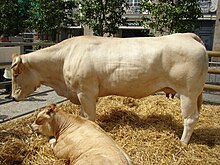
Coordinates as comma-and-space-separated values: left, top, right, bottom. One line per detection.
63, 34, 207, 98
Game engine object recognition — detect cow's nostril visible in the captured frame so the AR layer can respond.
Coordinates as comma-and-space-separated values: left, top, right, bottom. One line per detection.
12, 97, 17, 101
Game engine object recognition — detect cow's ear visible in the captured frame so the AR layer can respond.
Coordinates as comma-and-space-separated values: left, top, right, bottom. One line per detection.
11, 55, 25, 76
50, 103, 57, 110
12, 53, 19, 59
11, 55, 22, 70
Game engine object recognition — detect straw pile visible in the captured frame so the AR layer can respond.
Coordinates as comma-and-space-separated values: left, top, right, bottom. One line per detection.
0, 94, 220, 165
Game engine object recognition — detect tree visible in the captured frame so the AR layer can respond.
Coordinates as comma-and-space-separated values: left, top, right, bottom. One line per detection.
0, 0, 32, 36
140, 0, 203, 36
77, 0, 128, 36
28, 0, 78, 41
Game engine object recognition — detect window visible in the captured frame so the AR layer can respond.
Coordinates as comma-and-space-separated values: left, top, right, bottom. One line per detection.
127, 0, 140, 14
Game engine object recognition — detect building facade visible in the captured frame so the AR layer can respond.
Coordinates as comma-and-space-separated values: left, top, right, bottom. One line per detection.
120, 0, 218, 50
80, 0, 219, 50
196, 0, 218, 50
212, 0, 220, 50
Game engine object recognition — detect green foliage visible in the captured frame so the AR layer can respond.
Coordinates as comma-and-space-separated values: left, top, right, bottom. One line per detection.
77, 0, 128, 36
28, 0, 77, 40
140, 0, 203, 35
0, 0, 32, 36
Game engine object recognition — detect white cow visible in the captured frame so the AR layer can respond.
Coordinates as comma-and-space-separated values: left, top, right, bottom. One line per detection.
11, 33, 208, 144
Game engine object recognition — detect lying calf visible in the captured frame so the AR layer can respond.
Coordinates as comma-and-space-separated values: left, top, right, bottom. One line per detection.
31, 104, 132, 165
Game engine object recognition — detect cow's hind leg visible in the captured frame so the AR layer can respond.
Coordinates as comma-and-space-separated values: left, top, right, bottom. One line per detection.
180, 94, 201, 144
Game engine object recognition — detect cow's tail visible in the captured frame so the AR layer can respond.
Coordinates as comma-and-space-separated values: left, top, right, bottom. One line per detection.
197, 93, 203, 113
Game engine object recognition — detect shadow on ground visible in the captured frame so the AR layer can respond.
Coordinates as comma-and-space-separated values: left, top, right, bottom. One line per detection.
98, 109, 220, 147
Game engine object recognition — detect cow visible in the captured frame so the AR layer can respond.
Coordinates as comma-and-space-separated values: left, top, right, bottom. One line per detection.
11, 33, 208, 144
31, 104, 132, 165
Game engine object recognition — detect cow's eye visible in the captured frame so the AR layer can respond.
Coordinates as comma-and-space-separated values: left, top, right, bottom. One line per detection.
36, 117, 45, 125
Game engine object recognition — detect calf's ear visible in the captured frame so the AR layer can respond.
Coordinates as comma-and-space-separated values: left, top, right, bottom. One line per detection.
46, 104, 57, 116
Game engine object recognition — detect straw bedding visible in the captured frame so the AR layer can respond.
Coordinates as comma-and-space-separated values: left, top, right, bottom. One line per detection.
0, 94, 220, 165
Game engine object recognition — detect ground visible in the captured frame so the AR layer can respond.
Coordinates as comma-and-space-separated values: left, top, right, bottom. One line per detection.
0, 95, 220, 165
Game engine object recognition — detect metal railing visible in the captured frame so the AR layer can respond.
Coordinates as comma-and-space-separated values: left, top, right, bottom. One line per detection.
0, 41, 54, 47
205, 51, 220, 91
0, 41, 54, 54
0, 42, 54, 89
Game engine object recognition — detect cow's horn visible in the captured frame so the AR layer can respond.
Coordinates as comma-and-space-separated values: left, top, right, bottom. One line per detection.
11, 56, 22, 69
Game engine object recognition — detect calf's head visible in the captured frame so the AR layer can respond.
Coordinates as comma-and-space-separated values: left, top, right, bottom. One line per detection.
11, 54, 41, 101
31, 104, 57, 137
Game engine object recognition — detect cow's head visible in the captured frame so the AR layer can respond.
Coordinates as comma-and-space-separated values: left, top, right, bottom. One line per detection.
11, 54, 41, 101
31, 104, 57, 137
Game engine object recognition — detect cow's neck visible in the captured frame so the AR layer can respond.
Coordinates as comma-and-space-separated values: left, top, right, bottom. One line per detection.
23, 47, 66, 96
52, 111, 77, 138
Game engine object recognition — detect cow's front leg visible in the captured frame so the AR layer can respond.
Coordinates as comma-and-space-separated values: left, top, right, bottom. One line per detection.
180, 95, 199, 144
77, 92, 97, 121
49, 138, 56, 148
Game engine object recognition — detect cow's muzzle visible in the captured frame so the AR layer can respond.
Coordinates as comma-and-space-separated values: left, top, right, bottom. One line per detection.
12, 97, 17, 101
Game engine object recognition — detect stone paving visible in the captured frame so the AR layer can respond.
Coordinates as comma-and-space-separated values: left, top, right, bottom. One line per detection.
203, 91, 220, 105
0, 85, 67, 123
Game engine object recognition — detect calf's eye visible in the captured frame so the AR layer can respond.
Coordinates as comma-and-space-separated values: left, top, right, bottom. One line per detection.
36, 117, 45, 125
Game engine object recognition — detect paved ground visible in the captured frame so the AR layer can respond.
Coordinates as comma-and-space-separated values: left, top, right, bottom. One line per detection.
0, 85, 67, 123
203, 91, 220, 105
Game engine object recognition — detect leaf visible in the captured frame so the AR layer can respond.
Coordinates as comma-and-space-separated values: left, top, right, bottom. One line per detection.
77, 0, 128, 36
140, 0, 202, 35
